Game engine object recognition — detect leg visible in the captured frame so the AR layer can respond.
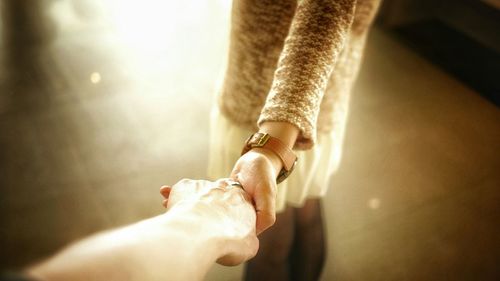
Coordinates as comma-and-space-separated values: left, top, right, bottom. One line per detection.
290, 199, 326, 281
245, 206, 295, 281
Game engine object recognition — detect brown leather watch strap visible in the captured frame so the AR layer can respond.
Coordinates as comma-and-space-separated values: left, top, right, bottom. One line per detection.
241, 133, 298, 183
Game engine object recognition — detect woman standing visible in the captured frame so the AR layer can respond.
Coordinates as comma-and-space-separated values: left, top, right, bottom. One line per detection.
209, 0, 382, 280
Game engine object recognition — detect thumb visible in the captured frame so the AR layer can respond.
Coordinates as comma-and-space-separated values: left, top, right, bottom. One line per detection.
159, 185, 172, 199
254, 181, 277, 235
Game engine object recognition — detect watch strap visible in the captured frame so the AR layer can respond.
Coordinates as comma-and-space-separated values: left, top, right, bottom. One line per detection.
241, 133, 298, 183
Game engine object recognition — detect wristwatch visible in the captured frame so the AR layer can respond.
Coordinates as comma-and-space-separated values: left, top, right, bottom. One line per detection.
241, 133, 298, 184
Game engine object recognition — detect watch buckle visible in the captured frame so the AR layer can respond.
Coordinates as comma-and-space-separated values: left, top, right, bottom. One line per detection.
251, 133, 270, 148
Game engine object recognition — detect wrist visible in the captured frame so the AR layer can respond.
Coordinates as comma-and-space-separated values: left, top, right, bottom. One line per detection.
241, 126, 299, 183
140, 209, 226, 279
258, 121, 299, 149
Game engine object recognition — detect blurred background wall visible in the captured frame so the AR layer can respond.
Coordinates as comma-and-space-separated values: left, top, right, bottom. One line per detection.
378, 0, 500, 105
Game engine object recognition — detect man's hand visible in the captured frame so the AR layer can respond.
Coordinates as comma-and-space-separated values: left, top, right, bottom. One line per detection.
25, 179, 259, 281
160, 179, 259, 266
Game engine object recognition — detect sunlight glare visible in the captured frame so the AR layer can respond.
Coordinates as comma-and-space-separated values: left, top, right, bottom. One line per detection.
90, 72, 101, 84
104, 0, 197, 52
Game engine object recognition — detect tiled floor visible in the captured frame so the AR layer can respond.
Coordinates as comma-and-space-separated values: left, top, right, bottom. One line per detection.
1, 1, 499, 280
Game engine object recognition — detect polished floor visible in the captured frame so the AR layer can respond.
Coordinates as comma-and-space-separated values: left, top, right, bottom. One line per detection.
0, 1, 499, 280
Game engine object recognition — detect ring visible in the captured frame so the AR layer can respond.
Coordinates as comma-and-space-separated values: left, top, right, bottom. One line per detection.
226, 180, 244, 189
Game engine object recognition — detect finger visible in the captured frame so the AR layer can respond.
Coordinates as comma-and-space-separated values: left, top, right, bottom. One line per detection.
239, 188, 253, 203
159, 185, 172, 199
214, 178, 231, 188
194, 179, 218, 194
256, 210, 276, 235
255, 205, 276, 235
229, 165, 240, 177
172, 178, 197, 192
227, 180, 244, 189
230, 173, 250, 198
253, 183, 277, 235
226, 185, 253, 205
229, 170, 243, 187
209, 186, 227, 196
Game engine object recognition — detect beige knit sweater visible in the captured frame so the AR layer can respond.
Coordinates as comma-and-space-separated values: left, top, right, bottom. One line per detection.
218, 0, 382, 150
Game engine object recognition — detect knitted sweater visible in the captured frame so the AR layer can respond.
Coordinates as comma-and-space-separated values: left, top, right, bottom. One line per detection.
218, 0, 382, 149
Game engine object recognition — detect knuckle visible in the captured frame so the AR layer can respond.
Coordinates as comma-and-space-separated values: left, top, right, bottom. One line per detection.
215, 178, 230, 187
235, 189, 251, 202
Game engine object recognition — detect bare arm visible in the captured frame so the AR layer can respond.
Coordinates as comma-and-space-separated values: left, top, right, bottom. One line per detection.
27, 179, 258, 281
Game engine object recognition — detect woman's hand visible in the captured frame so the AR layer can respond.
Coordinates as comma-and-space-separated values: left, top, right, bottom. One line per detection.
160, 179, 259, 266
230, 121, 299, 235
229, 148, 283, 235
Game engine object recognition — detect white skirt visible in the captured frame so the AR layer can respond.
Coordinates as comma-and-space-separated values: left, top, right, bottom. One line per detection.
207, 106, 347, 213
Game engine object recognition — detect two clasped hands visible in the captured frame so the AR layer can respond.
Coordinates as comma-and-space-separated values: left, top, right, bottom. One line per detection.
26, 149, 283, 281
25, 122, 299, 281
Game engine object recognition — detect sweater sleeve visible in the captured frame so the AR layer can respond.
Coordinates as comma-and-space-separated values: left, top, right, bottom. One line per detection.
257, 0, 357, 150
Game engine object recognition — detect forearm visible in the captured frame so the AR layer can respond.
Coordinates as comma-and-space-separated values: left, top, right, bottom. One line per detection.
259, 121, 299, 149
27, 207, 224, 281
258, 0, 357, 149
